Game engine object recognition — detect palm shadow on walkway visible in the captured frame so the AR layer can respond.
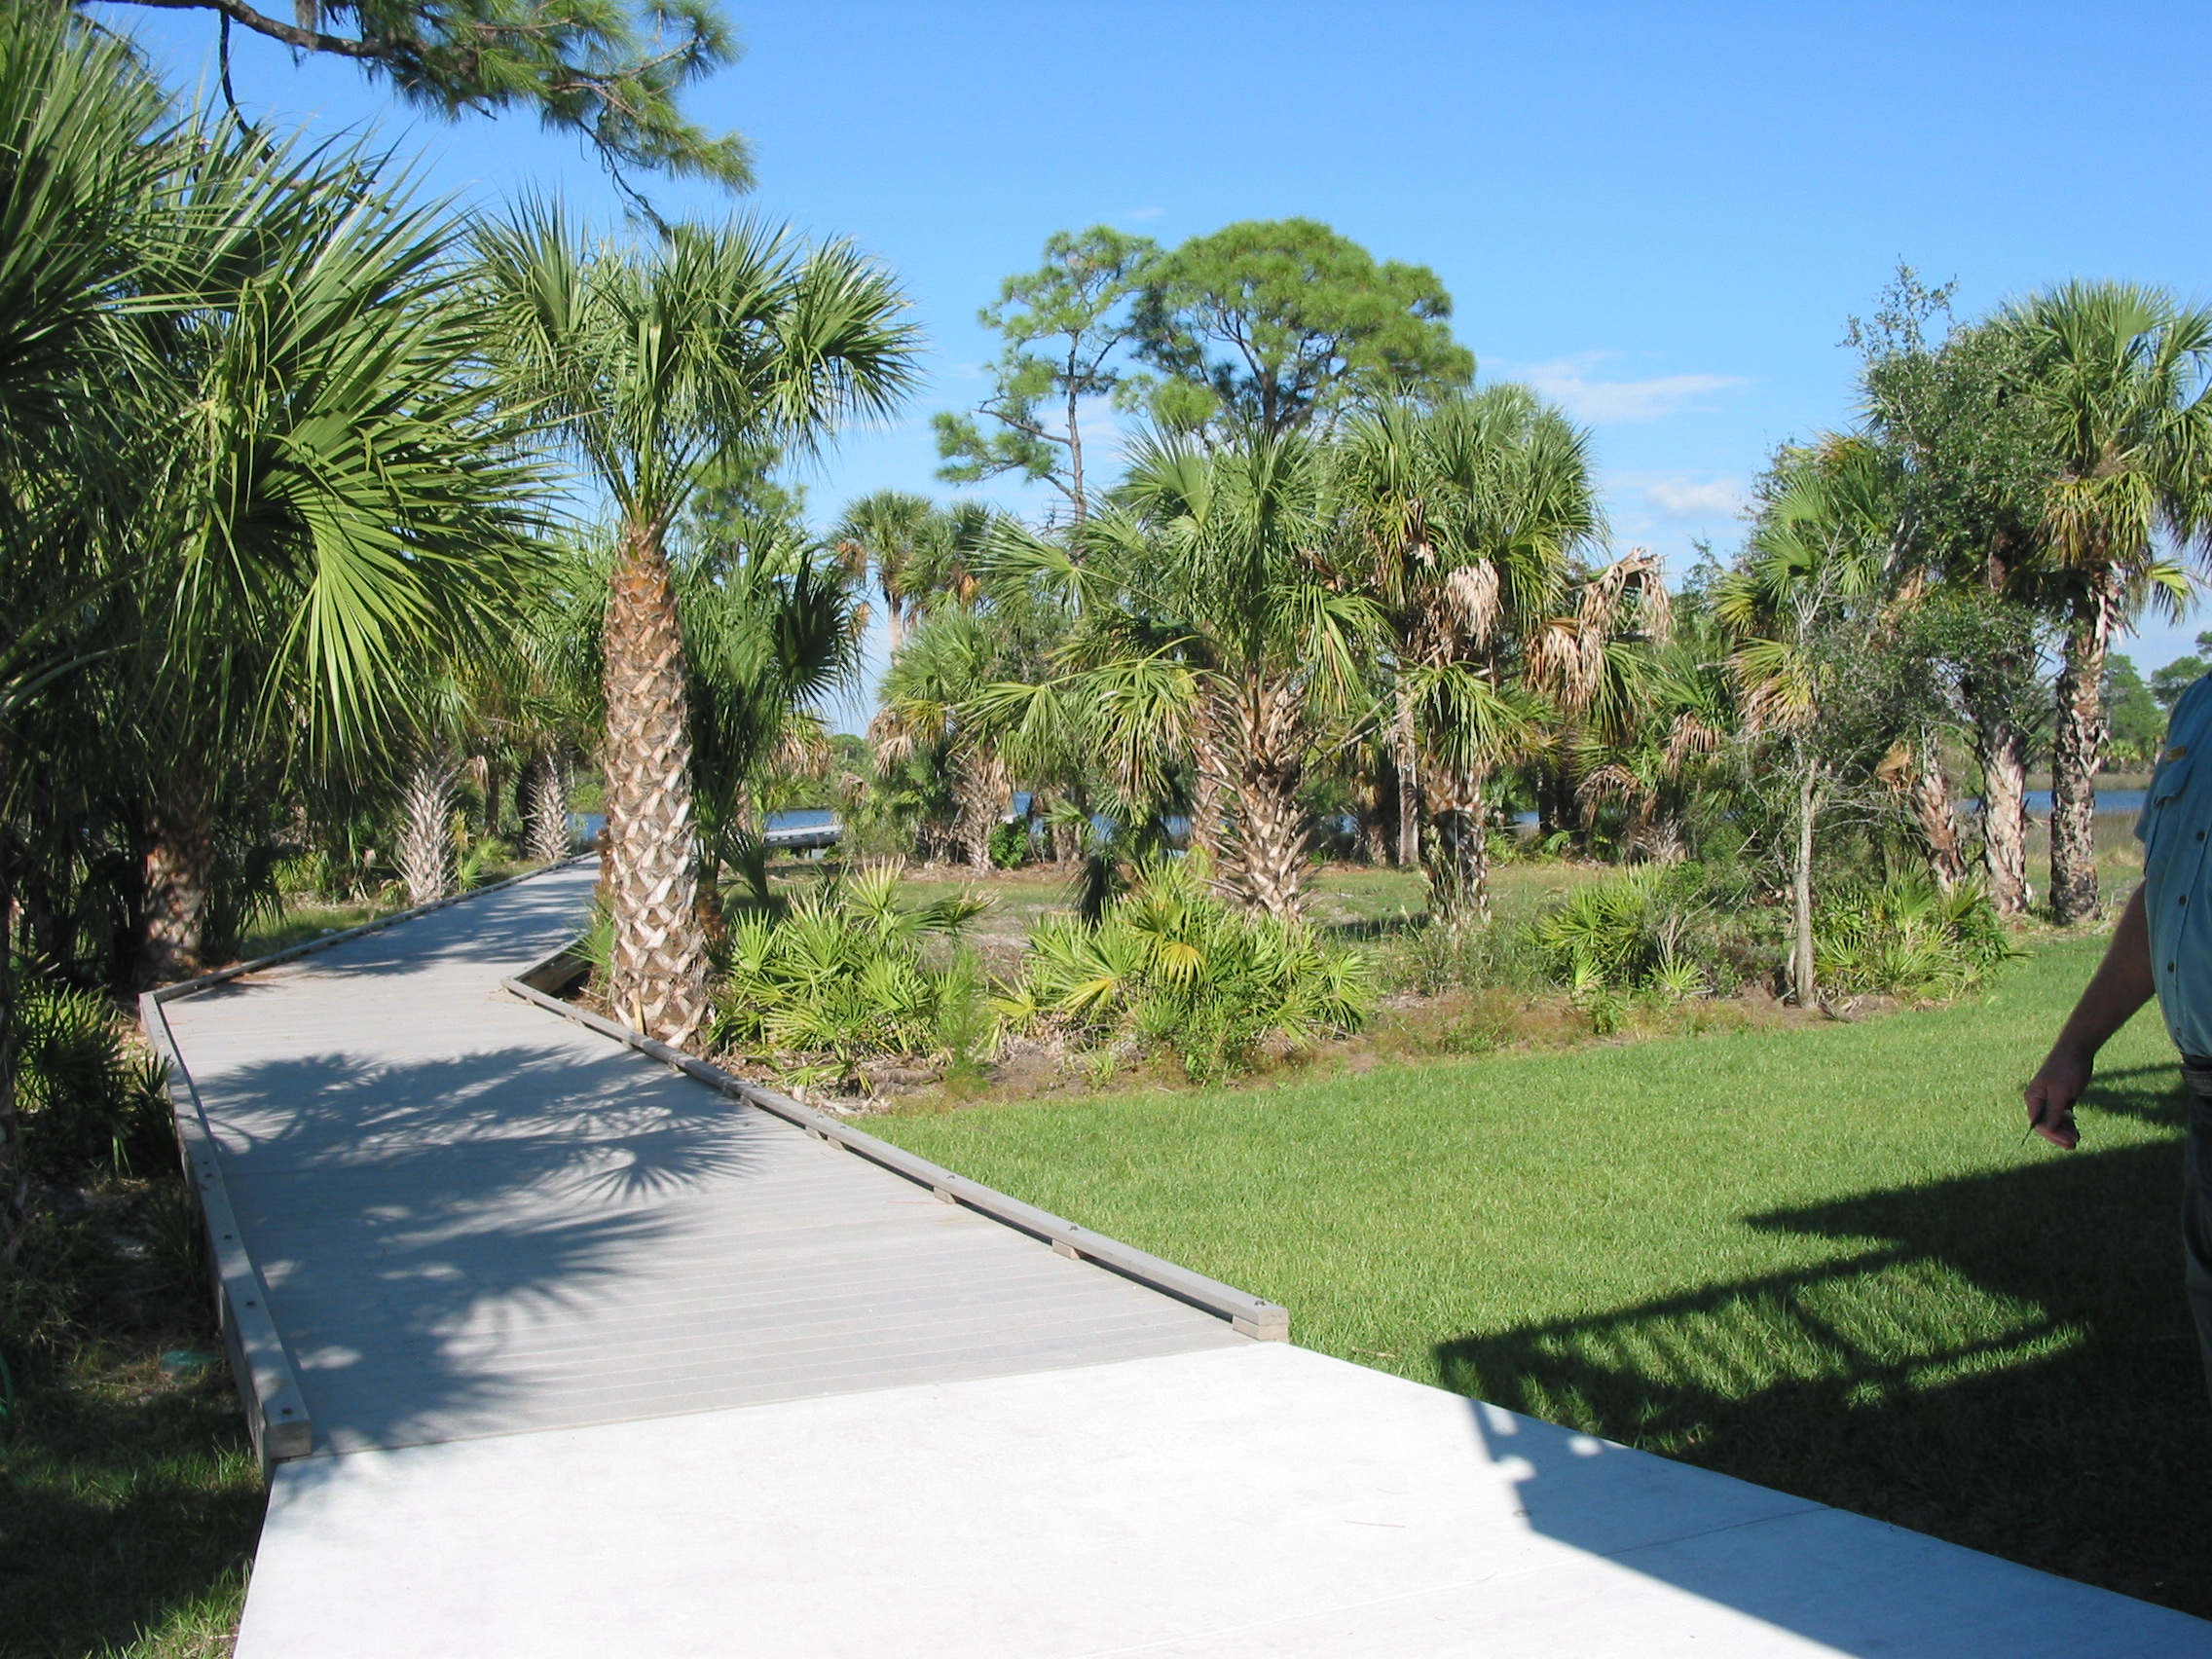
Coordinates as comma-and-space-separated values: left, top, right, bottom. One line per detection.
199, 1037, 768, 1454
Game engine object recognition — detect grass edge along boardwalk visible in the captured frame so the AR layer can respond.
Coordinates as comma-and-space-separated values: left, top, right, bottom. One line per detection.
136, 871, 2210, 1654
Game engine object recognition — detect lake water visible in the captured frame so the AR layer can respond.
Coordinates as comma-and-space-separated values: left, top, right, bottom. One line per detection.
2006, 791, 2144, 817
571, 809, 836, 841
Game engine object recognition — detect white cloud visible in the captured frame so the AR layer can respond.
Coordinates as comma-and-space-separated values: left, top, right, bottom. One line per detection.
1520, 352, 1750, 424
1644, 478, 1745, 520
1125, 205, 1164, 221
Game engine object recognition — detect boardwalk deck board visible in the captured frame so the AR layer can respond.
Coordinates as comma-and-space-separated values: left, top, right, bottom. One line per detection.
154, 865, 2212, 1657
161, 864, 1243, 1456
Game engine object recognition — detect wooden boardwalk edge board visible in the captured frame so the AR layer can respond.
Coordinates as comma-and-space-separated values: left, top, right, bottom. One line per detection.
138, 990, 314, 1471
135, 858, 588, 1473
500, 954, 1293, 1344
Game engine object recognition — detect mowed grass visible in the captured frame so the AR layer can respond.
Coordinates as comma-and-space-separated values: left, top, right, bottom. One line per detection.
875, 932, 2212, 1614
0, 1364, 259, 1659
0, 1199, 263, 1659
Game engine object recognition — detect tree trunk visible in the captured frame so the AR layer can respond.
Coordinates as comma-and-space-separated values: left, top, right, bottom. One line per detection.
1051, 805, 1083, 867
1355, 767, 1389, 867
1967, 703, 2031, 916
0, 855, 26, 1262
1911, 738, 1966, 893
2049, 587, 2112, 924
603, 518, 712, 1048
951, 749, 1008, 870
1066, 379, 1087, 525
694, 850, 727, 952
1424, 768, 1490, 933
1394, 678, 1420, 868
482, 754, 506, 841
525, 751, 573, 866
397, 748, 460, 908
1790, 760, 1819, 1008
1223, 680, 1309, 919
142, 791, 216, 983
1187, 712, 1228, 866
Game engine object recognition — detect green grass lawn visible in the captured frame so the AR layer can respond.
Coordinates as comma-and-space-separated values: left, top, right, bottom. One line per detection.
0, 1196, 262, 1659
875, 932, 2212, 1616
230, 898, 388, 963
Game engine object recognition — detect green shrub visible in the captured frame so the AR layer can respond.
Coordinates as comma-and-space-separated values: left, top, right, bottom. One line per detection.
16, 977, 170, 1185
988, 819, 1031, 869
1816, 874, 2015, 998
707, 863, 990, 1091
1528, 864, 1765, 998
1001, 855, 1375, 1082
1374, 911, 1544, 997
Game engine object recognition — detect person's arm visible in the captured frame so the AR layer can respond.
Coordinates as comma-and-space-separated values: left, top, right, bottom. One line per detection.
2024, 883, 2155, 1150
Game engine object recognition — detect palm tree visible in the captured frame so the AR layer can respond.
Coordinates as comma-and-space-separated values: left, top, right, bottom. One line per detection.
872, 611, 1014, 868
987, 431, 1380, 918
0, 9, 545, 981
478, 208, 917, 1044
682, 506, 866, 913
831, 490, 934, 655
0, 14, 549, 1229
2009, 282, 2212, 923
1341, 387, 1606, 925
1855, 308, 2051, 916
126, 138, 546, 976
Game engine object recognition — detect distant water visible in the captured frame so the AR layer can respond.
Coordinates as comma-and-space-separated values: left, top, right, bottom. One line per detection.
1982, 791, 2145, 817
571, 809, 835, 841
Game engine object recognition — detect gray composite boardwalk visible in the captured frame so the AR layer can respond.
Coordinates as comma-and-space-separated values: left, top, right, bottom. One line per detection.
160, 863, 1242, 1456
166, 864, 2212, 1657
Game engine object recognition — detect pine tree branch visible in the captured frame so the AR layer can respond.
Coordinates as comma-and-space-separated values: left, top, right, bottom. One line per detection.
127, 0, 388, 61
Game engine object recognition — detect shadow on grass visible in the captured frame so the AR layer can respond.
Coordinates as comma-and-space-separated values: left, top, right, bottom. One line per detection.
0, 1352, 263, 1659
1436, 1099, 2212, 1619
1319, 912, 1430, 941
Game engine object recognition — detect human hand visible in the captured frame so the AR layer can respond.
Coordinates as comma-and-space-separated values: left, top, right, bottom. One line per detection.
2023, 1046, 2090, 1150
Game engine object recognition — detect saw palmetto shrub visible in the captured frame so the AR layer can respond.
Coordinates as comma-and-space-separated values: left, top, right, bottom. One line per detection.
1527, 864, 1773, 1003
16, 977, 171, 1186
706, 863, 990, 1092
1815, 874, 2014, 999
1000, 856, 1376, 1083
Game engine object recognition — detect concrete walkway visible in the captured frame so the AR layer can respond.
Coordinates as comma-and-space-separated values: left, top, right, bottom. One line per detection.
158, 866, 2210, 1657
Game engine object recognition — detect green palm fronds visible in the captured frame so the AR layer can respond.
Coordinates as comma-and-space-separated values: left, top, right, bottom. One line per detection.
706, 863, 990, 1089
1004, 854, 1375, 1081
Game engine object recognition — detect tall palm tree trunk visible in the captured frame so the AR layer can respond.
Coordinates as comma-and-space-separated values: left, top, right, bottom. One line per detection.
1225, 681, 1309, 919
1910, 738, 1966, 893
525, 750, 573, 866
2049, 584, 2114, 924
1394, 678, 1420, 867
1967, 703, 2033, 916
1424, 768, 1490, 932
142, 789, 216, 982
397, 747, 460, 908
603, 521, 711, 1047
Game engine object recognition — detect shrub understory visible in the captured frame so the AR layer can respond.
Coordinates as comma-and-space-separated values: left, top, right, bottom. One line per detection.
3, 973, 261, 1659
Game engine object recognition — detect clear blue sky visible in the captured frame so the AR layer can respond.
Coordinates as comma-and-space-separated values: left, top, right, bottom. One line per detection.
101, 0, 2212, 723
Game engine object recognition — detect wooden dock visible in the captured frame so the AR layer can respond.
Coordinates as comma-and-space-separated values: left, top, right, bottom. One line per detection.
153, 865, 2212, 1657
